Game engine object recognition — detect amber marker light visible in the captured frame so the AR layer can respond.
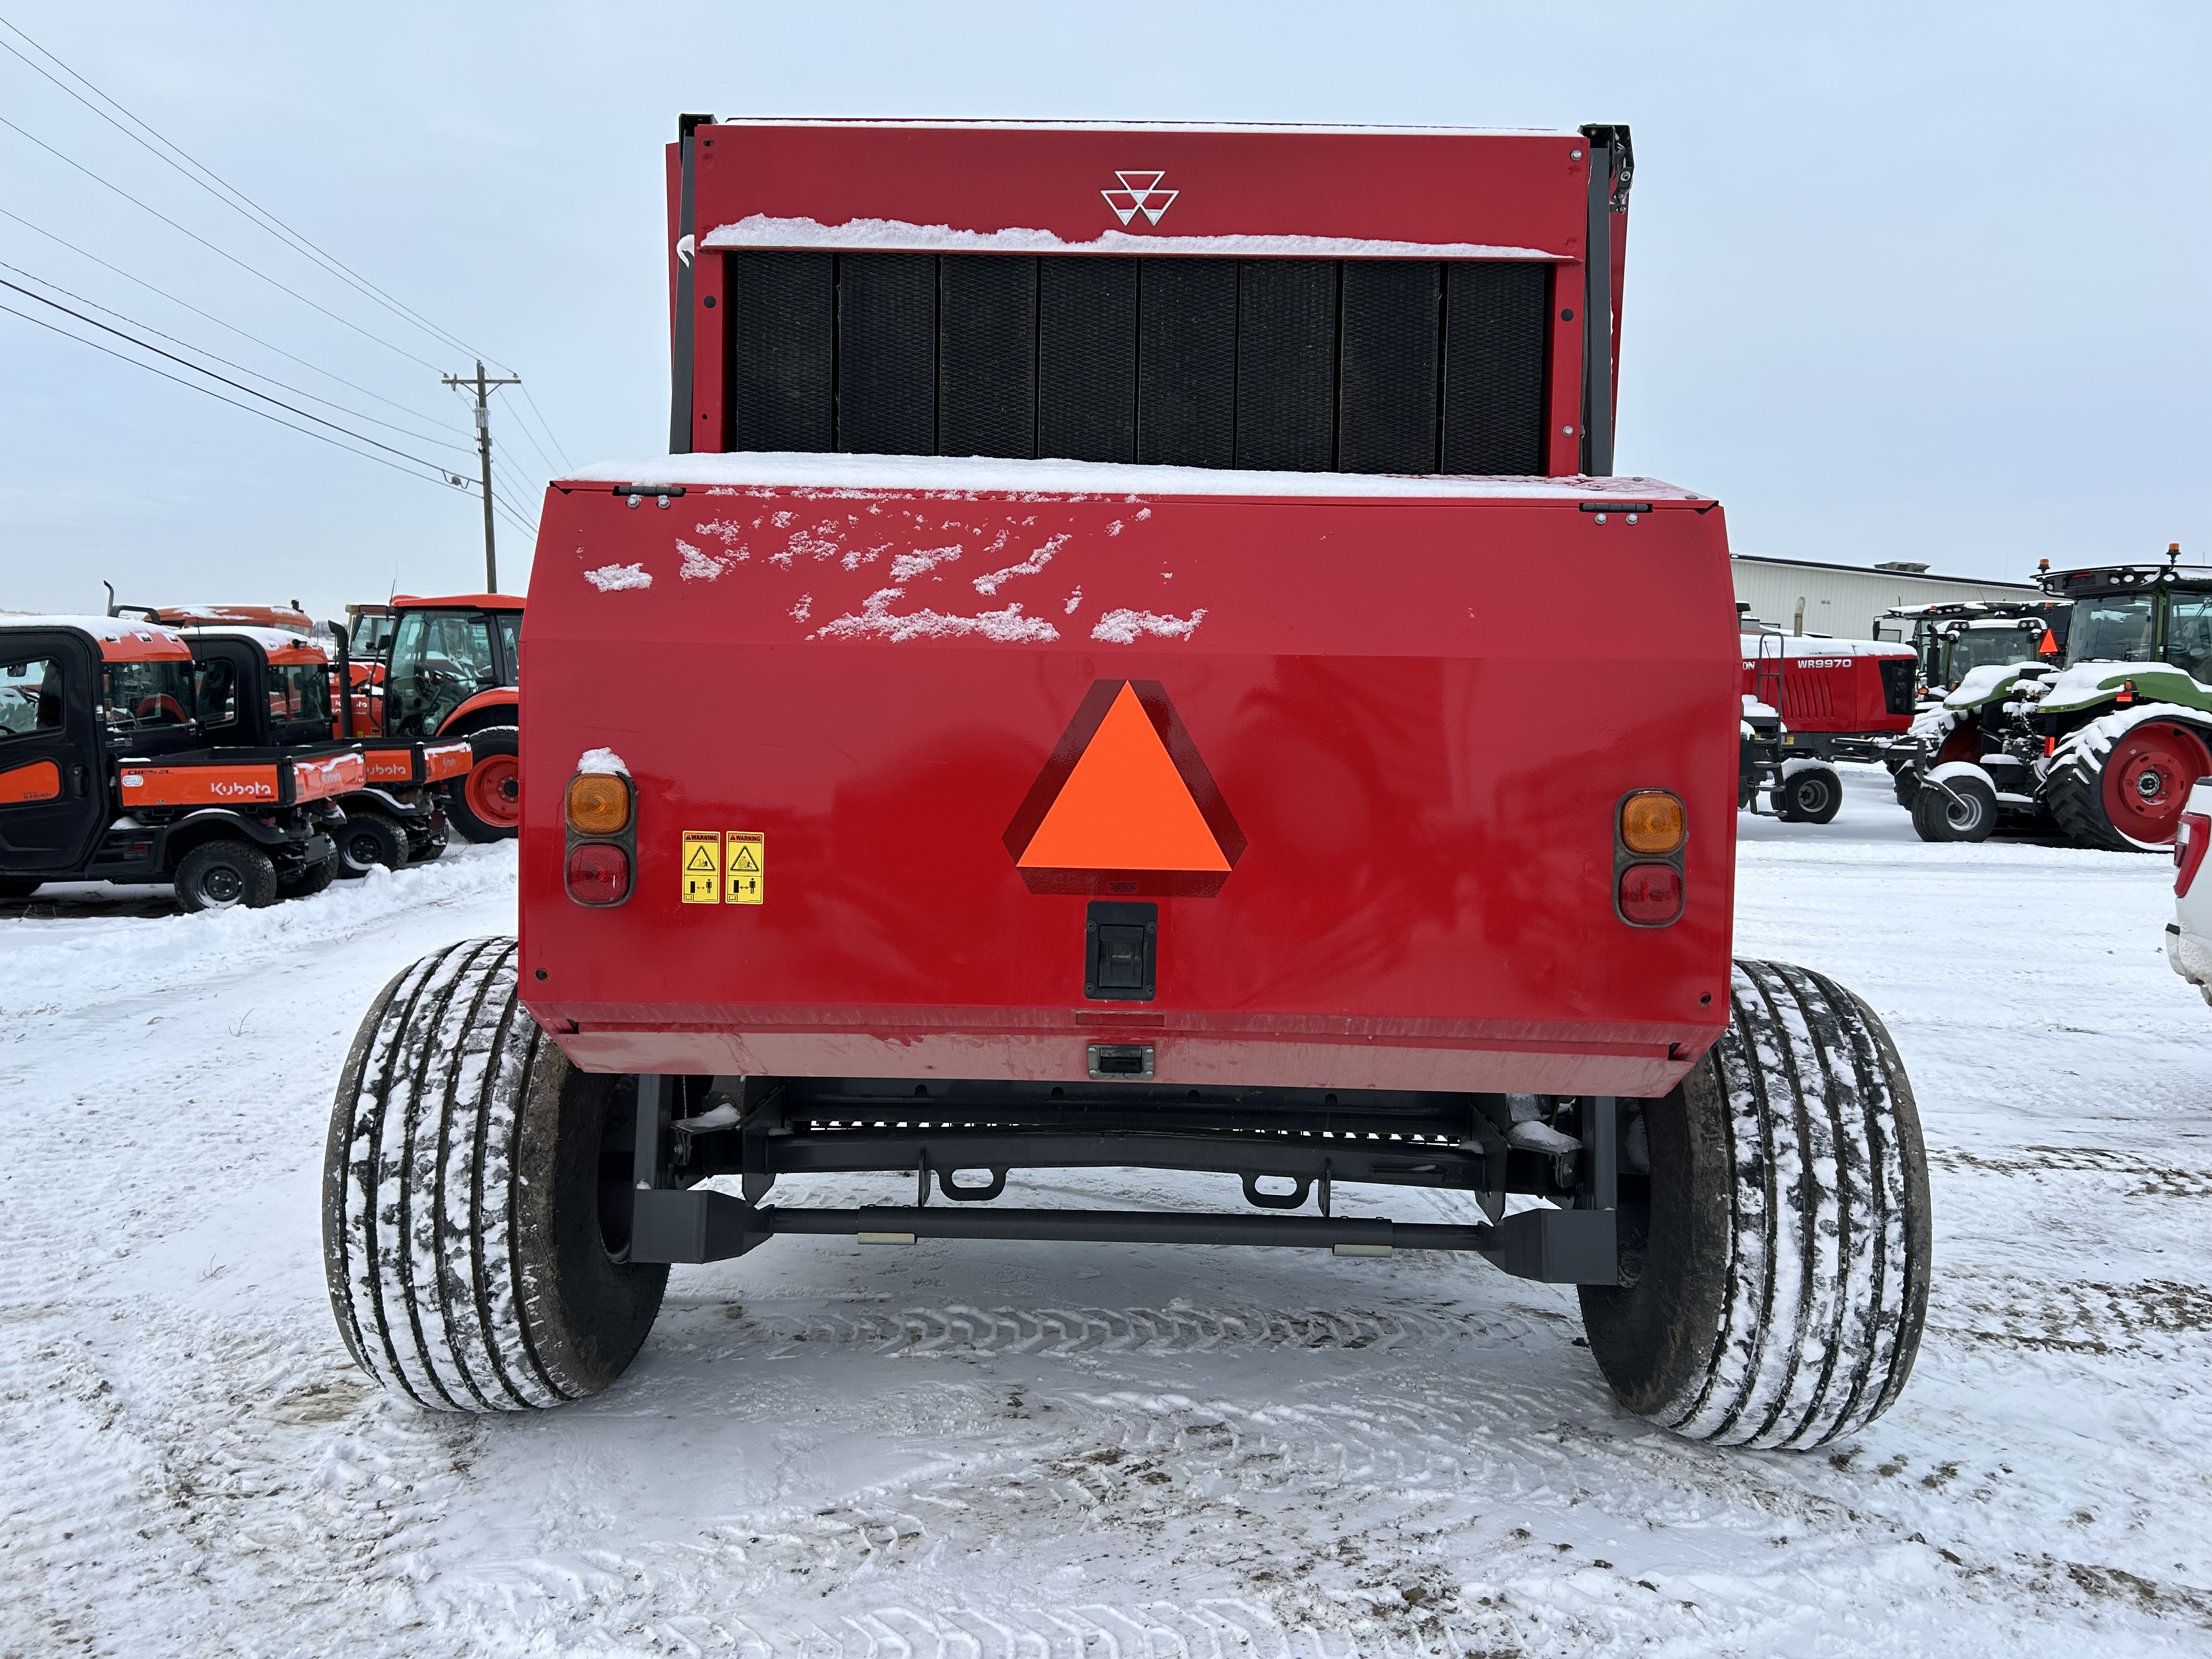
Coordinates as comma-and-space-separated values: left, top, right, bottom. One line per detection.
566, 771, 631, 835
1620, 789, 1686, 856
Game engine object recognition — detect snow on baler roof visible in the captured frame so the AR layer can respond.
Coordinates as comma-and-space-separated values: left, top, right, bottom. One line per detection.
0, 614, 193, 663
706, 118, 1583, 136
564, 452, 1708, 504
704, 215, 1565, 263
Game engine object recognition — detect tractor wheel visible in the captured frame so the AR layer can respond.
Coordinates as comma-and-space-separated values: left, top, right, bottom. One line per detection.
447, 726, 521, 843
321, 937, 666, 1411
278, 852, 338, 900
173, 839, 279, 913
1579, 959, 1930, 1448
1892, 768, 1920, 809
334, 810, 410, 879
1776, 764, 1843, 824
2047, 718, 2212, 852
1910, 775, 1996, 842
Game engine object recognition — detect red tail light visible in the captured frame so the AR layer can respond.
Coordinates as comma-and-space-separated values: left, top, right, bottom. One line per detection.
566, 842, 631, 906
2177, 812, 2210, 896
1617, 861, 1683, 926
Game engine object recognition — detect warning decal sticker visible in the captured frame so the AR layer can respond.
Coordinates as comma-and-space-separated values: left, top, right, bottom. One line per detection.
725, 832, 764, 905
1002, 680, 1244, 898
680, 832, 721, 904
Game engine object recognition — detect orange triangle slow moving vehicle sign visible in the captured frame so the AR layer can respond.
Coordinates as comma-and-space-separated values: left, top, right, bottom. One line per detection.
1003, 680, 1245, 897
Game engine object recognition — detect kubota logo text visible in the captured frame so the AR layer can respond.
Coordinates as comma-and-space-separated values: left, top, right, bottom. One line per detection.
209, 781, 273, 798
1102, 171, 1177, 227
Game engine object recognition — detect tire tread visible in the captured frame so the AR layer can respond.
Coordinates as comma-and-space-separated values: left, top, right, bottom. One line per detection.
1657, 960, 1927, 1448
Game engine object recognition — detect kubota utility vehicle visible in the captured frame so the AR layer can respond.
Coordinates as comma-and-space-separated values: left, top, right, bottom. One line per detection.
1736, 628, 1915, 821
1897, 547, 2212, 848
0, 616, 356, 909
338, 593, 523, 842
321, 118, 1930, 1450
175, 623, 471, 876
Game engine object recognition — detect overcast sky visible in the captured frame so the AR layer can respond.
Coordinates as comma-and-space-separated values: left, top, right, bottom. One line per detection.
2, 0, 2204, 622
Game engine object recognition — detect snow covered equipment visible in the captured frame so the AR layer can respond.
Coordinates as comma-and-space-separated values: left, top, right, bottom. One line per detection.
174, 622, 467, 875
335, 593, 524, 843
0, 616, 356, 909
321, 117, 1931, 1445
1897, 548, 2212, 849
1881, 598, 2068, 791
1736, 629, 1914, 821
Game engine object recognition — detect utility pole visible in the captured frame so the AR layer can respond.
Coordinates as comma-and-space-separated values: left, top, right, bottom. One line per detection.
442, 360, 521, 591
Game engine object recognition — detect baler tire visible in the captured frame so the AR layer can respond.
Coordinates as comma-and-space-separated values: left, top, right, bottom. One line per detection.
335, 810, 410, 878
278, 853, 338, 900
1578, 959, 1930, 1449
173, 839, 279, 913
446, 726, 520, 843
1910, 776, 1996, 843
321, 936, 666, 1412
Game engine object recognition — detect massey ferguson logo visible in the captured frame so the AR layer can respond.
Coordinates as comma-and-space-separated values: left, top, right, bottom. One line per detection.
1102, 171, 1177, 227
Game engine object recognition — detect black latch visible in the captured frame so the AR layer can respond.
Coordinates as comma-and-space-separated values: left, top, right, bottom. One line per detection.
1085, 901, 1157, 1002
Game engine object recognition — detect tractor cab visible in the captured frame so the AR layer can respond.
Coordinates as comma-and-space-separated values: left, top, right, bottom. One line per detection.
358, 594, 524, 842
2046, 562, 2212, 682
1879, 601, 2067, 696
343, 603, 399, 664
382, 595, 522, 740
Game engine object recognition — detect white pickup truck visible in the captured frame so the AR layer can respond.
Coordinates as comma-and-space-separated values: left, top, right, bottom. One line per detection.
2166, 778, 2212, 1002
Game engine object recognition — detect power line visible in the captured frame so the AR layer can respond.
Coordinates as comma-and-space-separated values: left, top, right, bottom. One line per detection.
452, 375, 563, 482
0, 14, 489, 366
491, 481, 541, 527
0, 297, 468, 491
0, 275, 462, 476
0, 204, 470, 433
0, 109, 447, 371
0, 258, 473, 453
514, 382, 573, 470
0, 18, 573, 472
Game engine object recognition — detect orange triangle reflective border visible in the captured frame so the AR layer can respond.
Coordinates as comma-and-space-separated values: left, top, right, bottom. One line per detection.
1003, 680, 1245, 898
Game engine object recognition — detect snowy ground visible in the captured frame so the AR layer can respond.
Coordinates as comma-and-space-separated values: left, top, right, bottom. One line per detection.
5, 767, 2210, 1657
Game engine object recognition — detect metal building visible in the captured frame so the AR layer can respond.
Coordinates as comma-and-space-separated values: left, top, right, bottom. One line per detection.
1732, 555, 2041, 640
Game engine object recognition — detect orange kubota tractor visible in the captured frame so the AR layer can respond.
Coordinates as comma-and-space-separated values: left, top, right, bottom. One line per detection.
334, 594, 523, 842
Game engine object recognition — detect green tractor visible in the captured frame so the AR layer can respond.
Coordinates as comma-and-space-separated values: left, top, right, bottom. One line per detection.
1882, 600, 2066, 782
1897, 547, 2212, 848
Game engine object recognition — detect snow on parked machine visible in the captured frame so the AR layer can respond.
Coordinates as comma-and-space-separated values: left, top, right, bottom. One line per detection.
1882, 599, 2067, 706
319, 116, 1931, 1447
333, 593, 524, 843
1737, 625, 1916, 821
176, 623, 470, 876
0, 614, 356, 909
108, 600, 479, 875
1895, 546, 2212, 848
